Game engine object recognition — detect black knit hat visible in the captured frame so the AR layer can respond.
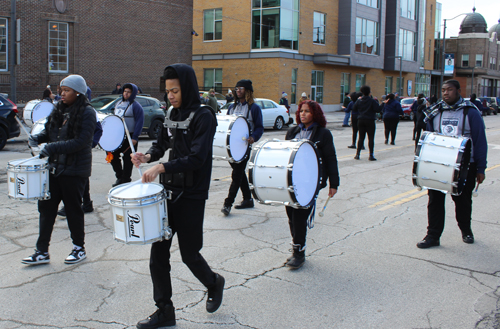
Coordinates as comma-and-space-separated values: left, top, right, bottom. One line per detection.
236, 79, 253, 92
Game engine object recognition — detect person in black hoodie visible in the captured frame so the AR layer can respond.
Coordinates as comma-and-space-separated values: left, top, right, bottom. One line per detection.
284, 100, 339, 268
353, 85, 380, 161
131, 64, 224, 328
23, 74, 96, 265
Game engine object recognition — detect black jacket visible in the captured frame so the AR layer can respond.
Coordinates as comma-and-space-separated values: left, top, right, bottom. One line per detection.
146, 64, 216, 200
286, 125, 340, 189
36, 104, 96, 177
353, 96, 380, 120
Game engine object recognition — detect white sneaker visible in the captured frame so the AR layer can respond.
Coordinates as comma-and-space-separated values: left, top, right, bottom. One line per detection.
22, 249, 50, 265
64, 247, 86, 264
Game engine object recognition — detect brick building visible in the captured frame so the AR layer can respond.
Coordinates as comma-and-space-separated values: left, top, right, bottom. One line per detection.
0, 0, 194, 102
443, 9, 500, 97
192, 0, 438, 111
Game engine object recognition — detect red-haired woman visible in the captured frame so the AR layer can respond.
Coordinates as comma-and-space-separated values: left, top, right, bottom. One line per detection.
284, 100, 340, 268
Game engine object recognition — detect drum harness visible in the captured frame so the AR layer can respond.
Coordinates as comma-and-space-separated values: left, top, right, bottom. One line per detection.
162, 105, 216, 203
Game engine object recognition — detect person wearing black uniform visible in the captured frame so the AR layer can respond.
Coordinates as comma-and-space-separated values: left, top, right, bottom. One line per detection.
284, 100, 339, 268
353, 85, 380, 161
131, 64, 224, 328
22, 74, 96, 265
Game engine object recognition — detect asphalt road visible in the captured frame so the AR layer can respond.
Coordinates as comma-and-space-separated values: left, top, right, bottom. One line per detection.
1, 111, 499, 329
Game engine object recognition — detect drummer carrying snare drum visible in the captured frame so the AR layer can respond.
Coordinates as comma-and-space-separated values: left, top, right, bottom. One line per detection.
416, 80, 488, 249
284, 100, 340, 268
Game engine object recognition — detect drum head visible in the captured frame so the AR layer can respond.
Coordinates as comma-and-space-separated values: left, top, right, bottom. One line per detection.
229, 117, 250, 162
32, 101, 55, 123
291, 142, 320, 207
31, 118, 47, 136
9, 157, 48, 167
100, 115, 125, 152
110, 182, 164, 199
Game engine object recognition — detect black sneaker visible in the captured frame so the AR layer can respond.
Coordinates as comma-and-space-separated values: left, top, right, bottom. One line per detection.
416, 237, 440, 249
82, 201, 94, 213
347, 144, 356, 149
22, 249, 50, 265
136, 304, 176, 328
221, 205, 231, 216
206, 274, 225, 313
234, 199, 254, 209
462, 235, 474, 244
65, 247, 87, 264
57, 206, 66, 217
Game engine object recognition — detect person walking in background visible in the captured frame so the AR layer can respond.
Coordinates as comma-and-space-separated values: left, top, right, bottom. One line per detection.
353, 85, 380, 161
225, 89, 234, 103
411, 94, 425, 140
279, 92, 290, 110
111, 83, 122, 95
347, 92, 361, 149
342, 92, 351, 127
207, 89, 219, 113
382, 93, 404, 145
42, 89, 55, 102
298, 92, 308, 105
414, 96, 431, 149
470, 94, 485, 116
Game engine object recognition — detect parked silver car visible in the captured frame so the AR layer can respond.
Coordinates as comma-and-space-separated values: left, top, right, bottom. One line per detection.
221, 98, 292, 130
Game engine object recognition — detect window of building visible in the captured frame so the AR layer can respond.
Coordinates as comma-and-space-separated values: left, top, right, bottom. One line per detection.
48, 21, 68, 73
396, 77, 404, 95
203, 68, 222, 93
355, 74, 366, 92
475, 54, 483, 67
415, 73, 430, 96
490, 57, 497, 70
357, 0, 379, 9
0, 18, 7, 71
252, 0, 299, 50
311, 70, 324, 103
401, 0, 417, 20
385, 77, 393, 94
313, 12, 326, 44
204, 8, 222, 41
355, 18, 380, 55
462, 54, 469, 67
398, 29, 416, 61
291, 68, 297, 104
340, 73, 351, 103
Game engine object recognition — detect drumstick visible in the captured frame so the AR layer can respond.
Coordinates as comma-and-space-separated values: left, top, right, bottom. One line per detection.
472, 183, 479, 197
120, 117, 143, 177
14, 115, 36, 157
318, 196, 332, 217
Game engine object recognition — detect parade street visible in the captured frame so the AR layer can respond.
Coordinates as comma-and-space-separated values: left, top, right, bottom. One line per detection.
1, 111, 500, 329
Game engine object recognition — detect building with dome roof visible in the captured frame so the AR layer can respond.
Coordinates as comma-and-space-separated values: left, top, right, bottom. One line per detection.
443, 8, 500, 98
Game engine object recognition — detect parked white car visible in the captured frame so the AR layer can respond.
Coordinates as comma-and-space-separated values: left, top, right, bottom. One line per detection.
221, 98, 292, 130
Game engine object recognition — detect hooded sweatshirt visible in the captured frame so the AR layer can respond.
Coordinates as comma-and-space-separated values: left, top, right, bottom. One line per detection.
353, 95, 380, 120
146, 63, 217, 199
114, 83, 144, 141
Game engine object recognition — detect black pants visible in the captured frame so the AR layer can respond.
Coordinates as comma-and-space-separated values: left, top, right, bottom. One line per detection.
426, 163, 477, 239
37, 174, 87, 252
412, 115, 417, 139
414, 124, 426, 150
111, 139, 136, 181
357, 119, 376, 154
83, 178, 91, 203
383, 118, 399, 142
285, 206, 313, 248
149, 197, 216, 306
351, 114, 359, 145
224, 158, 252, 206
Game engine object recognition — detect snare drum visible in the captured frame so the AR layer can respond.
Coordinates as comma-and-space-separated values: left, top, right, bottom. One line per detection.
108, 182, 172, 244
30, 101, 55, 125
213, 115, 250, 163
23, 100, 41, 124
99, 115, 125, 152
248, 139, 321, 209
413, 132, 471, 195
7, 157, 50, 200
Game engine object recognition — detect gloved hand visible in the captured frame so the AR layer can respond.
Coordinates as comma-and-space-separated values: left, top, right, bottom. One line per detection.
39, 146, 51, 159
28, 135, 38, 148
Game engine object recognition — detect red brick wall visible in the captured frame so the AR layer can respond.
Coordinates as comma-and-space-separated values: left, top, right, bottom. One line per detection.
0, 0, 193, 102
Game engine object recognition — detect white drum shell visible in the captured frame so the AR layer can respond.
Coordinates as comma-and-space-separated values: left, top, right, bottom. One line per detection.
213, 115, 250, 163
7, 158, 50, 200
100, 115, 126, 152
108, 182, 168, 244
413, 132, 470, 195
23, 100, 41, 125
249, 139, 320, 208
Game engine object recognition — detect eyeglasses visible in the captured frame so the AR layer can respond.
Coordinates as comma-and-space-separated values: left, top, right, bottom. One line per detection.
234, 87, 245, 91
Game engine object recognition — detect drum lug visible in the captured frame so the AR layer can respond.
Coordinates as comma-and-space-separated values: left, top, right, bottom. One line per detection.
287, 186, 295, 192
163, 225, 173, 240
165, 190, 172, 200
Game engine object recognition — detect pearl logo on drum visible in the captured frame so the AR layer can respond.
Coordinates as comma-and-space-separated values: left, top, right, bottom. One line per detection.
127, 211, 141, 239
16, 177, 26, 196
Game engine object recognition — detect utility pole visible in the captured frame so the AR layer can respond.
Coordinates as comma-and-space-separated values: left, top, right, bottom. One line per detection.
9, 0, 16, 102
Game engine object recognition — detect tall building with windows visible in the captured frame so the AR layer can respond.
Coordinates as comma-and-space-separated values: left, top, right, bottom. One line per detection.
0, 0, 193, 101
192, 0, 437, 110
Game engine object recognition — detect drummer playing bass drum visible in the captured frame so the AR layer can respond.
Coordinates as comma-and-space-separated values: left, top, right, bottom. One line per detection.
416, 80, 487, 249
284, 100, 339, 269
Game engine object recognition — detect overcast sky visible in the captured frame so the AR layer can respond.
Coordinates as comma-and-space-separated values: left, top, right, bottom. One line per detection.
438, 0, 500, 37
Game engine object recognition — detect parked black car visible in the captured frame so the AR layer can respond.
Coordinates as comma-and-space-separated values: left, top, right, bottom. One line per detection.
0, 94, 21, 151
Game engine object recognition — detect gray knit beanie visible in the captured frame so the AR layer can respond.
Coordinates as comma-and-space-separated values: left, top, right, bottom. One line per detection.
60, 74, 87, 95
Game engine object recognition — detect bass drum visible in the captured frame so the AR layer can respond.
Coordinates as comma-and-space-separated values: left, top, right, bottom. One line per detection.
413, 132, 471, 196
23, 100, 41, 125
248, 139, 321, 209
31, 101, 56, 124
213, 115, 250, 163
99, 115, 125, 152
